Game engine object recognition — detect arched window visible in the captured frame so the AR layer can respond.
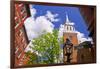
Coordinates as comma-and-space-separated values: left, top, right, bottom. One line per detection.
67, 26, 68, 30
70, 26, 72, 31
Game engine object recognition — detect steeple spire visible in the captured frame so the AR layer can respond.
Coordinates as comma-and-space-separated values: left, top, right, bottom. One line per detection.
64, 12, 75, 33
66, 12, 70, 23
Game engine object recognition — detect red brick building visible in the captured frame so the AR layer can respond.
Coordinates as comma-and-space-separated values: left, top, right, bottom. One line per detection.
63, 15, 78, 63
14, 3, 30, 66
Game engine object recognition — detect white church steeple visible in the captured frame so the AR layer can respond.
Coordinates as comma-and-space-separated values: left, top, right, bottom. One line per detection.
64, 13, 76, 33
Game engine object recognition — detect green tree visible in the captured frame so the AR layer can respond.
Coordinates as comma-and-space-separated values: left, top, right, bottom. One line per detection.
25, 51, 38, 65
28, 29, 63, 64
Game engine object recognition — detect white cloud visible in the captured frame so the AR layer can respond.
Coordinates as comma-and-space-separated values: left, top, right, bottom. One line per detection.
24, 17, 38, 40
58, 24, 64, 38
35, 16, 54, 34
24, 7, 59, 41
75, 31, 92, 43
45, 11, 59, 22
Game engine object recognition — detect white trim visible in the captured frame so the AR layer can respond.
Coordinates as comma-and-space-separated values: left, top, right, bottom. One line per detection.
15, 46, 19, 54
14, 23, 19, 29
18, 52, 21, 59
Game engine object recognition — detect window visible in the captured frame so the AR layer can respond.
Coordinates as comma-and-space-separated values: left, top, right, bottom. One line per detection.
70, 26, 72, 31
67, 26, 68, 30
73, 27, 74, 31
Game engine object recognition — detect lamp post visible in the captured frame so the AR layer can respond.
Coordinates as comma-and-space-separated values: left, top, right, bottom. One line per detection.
63, 38, 73, 63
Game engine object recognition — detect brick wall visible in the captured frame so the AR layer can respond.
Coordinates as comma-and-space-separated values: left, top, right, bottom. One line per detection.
14, 3, 30, 66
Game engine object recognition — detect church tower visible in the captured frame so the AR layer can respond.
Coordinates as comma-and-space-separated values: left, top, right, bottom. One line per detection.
63, 14, 78, 63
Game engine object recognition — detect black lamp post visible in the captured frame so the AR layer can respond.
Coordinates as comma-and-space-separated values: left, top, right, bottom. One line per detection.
64, 38, 73, 63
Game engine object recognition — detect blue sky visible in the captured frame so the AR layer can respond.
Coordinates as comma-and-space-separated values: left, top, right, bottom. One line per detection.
32, 4, 89, 38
